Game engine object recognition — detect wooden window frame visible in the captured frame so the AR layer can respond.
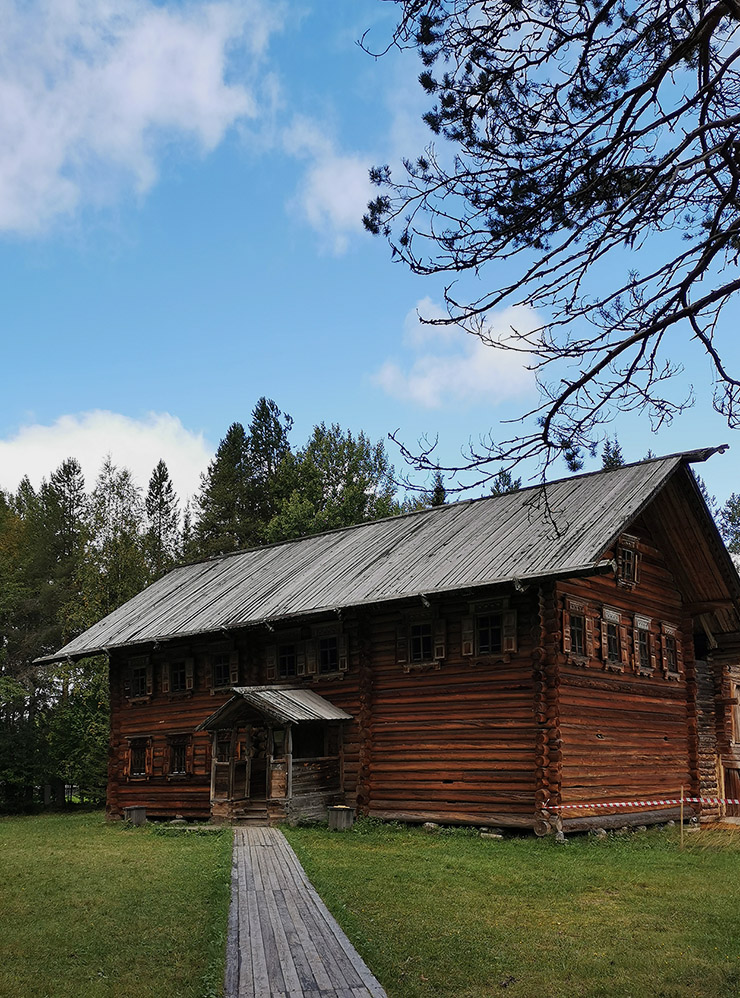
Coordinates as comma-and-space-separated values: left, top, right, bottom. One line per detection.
124, 655, 152, 703
661, 623, 683, 680
600, 606, 630, 673
207, 644, 240, 694
562, 597, 594, 667
306, 624, 350, 679
729, 679, 740, 745
462, 599, 516, 664
397, 612, 446, 672
161, 656, 194, 697
616, 534, 641, 588
165, 733, 194, 780
633, 615, 657, 676
125, 735, 153, 781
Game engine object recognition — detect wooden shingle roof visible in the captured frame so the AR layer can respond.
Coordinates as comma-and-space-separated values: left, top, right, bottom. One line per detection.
39, 447, 733, 663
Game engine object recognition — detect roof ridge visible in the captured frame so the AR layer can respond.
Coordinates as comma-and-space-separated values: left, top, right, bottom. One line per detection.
179, 445, 727, 569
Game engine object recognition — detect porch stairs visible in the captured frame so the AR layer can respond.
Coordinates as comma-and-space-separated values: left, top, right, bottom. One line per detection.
231, 798, 271, 827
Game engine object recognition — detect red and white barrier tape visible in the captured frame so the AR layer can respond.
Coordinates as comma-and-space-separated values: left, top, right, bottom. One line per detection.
547, 796, 740, 811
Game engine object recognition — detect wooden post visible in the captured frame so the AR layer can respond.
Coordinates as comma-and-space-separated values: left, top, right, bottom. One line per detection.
680, 785, 684, 850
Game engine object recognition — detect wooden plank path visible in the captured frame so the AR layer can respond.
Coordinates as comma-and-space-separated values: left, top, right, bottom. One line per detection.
225, 827, 388, 998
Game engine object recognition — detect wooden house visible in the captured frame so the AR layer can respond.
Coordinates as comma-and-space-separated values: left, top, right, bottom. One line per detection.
39, 448, 740, 832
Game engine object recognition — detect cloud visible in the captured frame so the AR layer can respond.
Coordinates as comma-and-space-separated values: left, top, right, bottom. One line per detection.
0, 411, 213, 501
374, 301, 538, 409
285, 116, 374, 254
0, 0, 281, 234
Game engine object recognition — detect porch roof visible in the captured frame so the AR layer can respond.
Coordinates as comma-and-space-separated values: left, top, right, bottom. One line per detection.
196, 685, 353, 730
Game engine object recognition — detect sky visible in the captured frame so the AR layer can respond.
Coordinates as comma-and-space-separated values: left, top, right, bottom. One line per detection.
1, 0, 738, 510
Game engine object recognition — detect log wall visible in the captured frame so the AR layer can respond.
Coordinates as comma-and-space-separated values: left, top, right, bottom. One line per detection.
555, 517, 697, 823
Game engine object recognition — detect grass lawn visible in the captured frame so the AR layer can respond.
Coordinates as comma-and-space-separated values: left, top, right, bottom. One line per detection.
284, 820, 740, 998
0, 811, 232, 998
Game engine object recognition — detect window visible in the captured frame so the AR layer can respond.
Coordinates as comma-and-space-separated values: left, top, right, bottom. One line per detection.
462, 604, 516, 660
638, 629, 650, 670
170, 660, 187, 693
161, 656, 194, 695
126, 656, 151, 700
278, 643, 296, 678
166, 734, 192, 777
617, 534, 640, 586
397, 616, 446, 669
213, 652, 230, 688
605, 622, 619, 662
127, 736, 152, 779
410, 622, 433, 662
319, 636, 338, 673
562, 597, 594, 664
730, 681, 740, 744
600, 607, 628, 672
661, 623, 682, 678
570, 614, 585, 656
131, 663, 148, 698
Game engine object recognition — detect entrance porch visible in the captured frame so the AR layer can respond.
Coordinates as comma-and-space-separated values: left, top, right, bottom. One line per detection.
197, 686, 352, 825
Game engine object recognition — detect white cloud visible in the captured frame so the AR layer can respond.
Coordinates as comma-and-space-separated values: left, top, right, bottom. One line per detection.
285, 116, 374, 254
374, 302, 538, 409
0, 0, 281, 233
0, 411, 212, 500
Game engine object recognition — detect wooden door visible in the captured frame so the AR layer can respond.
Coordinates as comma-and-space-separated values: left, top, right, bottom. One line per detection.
247, 724, 268, 800
725, 769, 740, 817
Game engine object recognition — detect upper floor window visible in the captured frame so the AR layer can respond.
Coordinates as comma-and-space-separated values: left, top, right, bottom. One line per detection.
410, 622, 433, 662
660, 623, 682, 679
278, 643, 297, 679
213, 652, 230, 689
562, 597, 594, 665
600, 607, 628, 672
462, 600, 516, 660
126, 655, 152, 700
161, 656, 194, 695
319, 635, 339, 673
633, 615, 654, 676
617, 534, 640, 587
397, 614, 446, 670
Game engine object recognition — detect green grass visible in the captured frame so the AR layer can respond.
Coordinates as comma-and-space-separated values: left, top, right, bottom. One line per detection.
284, 821, 740, 998
0, 811, 232, 998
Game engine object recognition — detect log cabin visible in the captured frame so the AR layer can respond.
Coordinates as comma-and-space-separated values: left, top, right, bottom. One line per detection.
39, 447, 740, 832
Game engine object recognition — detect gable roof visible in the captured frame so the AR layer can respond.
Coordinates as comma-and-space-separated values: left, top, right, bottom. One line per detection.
38, 447, 734, 664
195, 687, 353, 731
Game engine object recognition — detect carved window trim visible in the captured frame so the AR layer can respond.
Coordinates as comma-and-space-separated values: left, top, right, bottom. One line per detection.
125, 735, 153, 781
397, 611, 446, 673
660, 623, 683, 680
616, 533, 641, 588
462, 598, 517, 665
600, 606, 630, 674
562, 597, 595, 668
633, 615, 657, 677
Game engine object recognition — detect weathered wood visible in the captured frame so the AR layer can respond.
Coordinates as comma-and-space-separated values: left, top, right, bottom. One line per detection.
225, 828, 386, 998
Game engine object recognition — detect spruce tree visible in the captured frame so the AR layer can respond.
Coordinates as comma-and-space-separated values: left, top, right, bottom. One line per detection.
195, 422, 253, 556
601, 436, 626, 470
144, 459, 180, 579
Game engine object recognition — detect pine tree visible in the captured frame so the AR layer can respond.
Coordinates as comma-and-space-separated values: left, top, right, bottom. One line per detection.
144, 459, 179, 579
247, 397, 293, 528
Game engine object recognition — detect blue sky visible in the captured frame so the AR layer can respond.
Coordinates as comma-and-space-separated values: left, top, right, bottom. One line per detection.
1, 0, 738, 508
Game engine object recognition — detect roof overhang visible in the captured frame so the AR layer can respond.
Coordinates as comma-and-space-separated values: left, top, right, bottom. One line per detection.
195, 686, 353, 731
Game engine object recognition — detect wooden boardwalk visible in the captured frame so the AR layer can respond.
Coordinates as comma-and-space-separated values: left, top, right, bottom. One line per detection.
225, 827, 388, 998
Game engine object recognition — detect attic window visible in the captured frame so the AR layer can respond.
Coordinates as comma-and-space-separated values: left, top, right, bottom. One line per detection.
617, 534, 640, 587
